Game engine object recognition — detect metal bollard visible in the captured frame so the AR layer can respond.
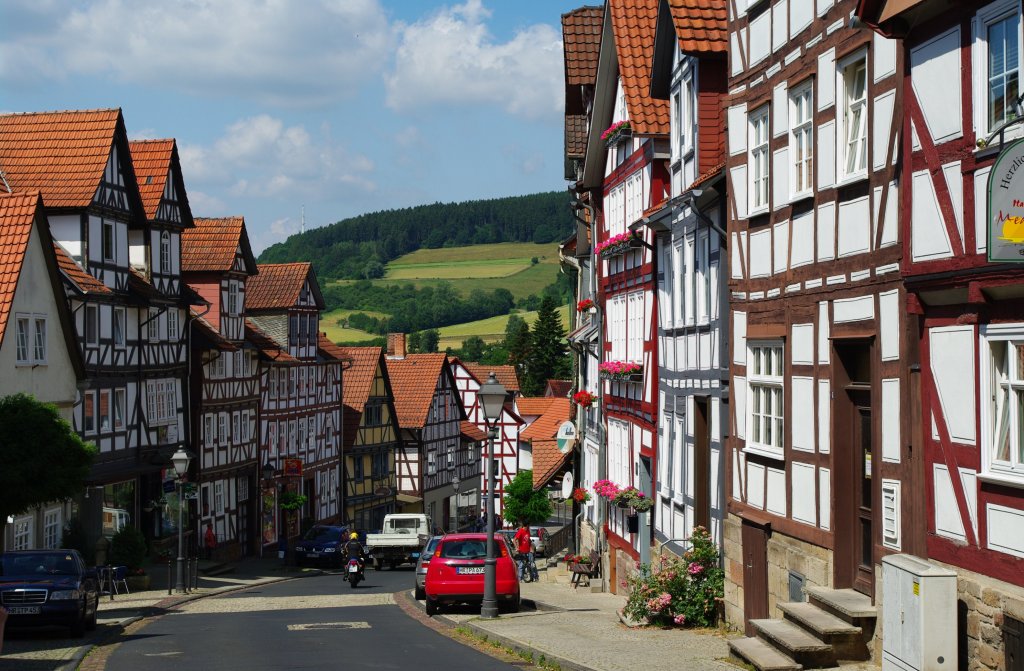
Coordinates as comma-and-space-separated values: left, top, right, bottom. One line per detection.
167, 559, 172, 596
192, 557, 199, 591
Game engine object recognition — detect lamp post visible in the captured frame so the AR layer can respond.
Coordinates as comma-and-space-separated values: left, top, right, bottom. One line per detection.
451, 474, 461, 532
171, 448, 192, 594
477, 372, 506, 619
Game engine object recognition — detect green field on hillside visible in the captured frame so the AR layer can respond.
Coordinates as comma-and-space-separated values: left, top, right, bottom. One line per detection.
436, 305, 570, 349
320, 308, 388, 344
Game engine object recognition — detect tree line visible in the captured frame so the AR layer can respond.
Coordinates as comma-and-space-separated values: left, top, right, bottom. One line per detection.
258, 191, 574, 280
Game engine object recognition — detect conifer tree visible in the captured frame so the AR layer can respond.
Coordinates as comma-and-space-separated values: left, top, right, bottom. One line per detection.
522, 296, 569, 396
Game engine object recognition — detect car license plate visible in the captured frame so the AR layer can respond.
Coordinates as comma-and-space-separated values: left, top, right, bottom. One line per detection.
457, 566, 484, 575
6, 606, 40, 615
349, 565, 360, 573
307, 552, 319, 558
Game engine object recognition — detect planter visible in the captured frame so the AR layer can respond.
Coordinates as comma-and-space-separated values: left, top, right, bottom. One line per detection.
125, 574, 151, 591
616, 499, 631, 509
604, 128, 632, 149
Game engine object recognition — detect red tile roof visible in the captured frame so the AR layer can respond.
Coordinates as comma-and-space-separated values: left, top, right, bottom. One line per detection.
666, 0, 728, 54
463, 362, 520, 393
566, 114, 589, 160
521, 398, 571, 442
245, 318, 296, 362
563, 6, 603, 87
0, 109, 128, 209
609, 0, 669, 136
545, 380, 573, 398
129, 139, 173, 221
519, 398, 572, 490
247, 262, 320, 310
386, 354, 448, 428
689, 161, 726, 189
533, 440, 573, 490
517, 397, 557, 417
182, 217, 248, 273
53, 243, 111, 295
461, 421, 487, 442
317, 333, 345, 361
191, 309, 237, 351
0, 192, 41, 345
337, 346, 385, 450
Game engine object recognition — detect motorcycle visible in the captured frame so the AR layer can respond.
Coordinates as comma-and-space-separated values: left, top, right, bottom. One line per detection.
346, 558, 364, 587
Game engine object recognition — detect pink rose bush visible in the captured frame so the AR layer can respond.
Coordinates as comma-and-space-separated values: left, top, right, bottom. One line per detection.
622, 526, 723, 628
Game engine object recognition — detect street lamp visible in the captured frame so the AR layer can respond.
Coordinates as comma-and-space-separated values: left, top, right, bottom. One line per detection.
451, 474, 461, 532
477, 372, 506, 619
171, 447, 192, 594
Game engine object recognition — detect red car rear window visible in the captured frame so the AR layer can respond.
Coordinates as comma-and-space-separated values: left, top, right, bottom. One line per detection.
439, 540, 487, 559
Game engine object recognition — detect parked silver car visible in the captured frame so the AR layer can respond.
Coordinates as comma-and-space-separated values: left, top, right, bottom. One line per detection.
413, 535, 442, 600
529, 526, 549, 557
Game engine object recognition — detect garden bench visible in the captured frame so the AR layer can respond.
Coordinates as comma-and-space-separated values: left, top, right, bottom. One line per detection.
570, 551, 600, 589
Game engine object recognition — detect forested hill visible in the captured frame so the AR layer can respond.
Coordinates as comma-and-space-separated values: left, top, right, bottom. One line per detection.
258, 191, 574, 280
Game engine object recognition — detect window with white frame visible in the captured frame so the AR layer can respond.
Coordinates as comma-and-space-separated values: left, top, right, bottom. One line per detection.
102, 221, 115, 262
609, 293, 627, 361
607, 183, 626, 238
114, 388, 125, 430
289, 419, 297, 455
13, 516, 32, 550
427, 450, 437, 475
83, 390, 96, 434
160, 231, 171, 274
671, 89, 682, 162
85, 305, 98, 347
696, 231, 710, 325
113, 308, 126, 348
625, 171, 644, 228
978, 2, 1022, 138
43, 509, 61, 549
308, 417, 315, 449
219, 413, 229, 446
32, 315, 46, 363
746, 341, 785, 457
15, 315, 30, 364
232, 412, 240, 445
608, 419, 630, 486
146, 379, 176, 426
205, 414, 215, 445
167, 309, 178, 341
148, 307, 161, 343
210, 353, 226, 379
840, 55, 868, 179
214, 481, 224, 515
984, 335, 1024, 482
627, 291, 644, 363
789, 81, 814, 198
227, 280, 240, 316
673, 239, 685, 328
99, 390, 111, 431
681, 70, 695, 157
749, 105, 770, 213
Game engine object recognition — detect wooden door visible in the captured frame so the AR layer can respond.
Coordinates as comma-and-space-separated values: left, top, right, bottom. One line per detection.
850, 396, 875, 596
693, 397, 711, 531
741, 521, 768, 636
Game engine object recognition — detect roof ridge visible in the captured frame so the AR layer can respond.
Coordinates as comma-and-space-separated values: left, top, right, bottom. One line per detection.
0, 107, 120, 118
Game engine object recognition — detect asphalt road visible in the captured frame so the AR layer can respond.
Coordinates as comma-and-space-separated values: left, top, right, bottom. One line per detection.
104, 567, 520, 671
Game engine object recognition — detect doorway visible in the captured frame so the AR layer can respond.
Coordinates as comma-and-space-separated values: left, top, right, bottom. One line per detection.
741, 520, 768, 636
833, 341, 875, 597
693, 397, 711, 531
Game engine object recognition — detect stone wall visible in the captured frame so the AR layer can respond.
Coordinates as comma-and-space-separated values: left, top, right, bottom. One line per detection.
937, 560, 1024, 671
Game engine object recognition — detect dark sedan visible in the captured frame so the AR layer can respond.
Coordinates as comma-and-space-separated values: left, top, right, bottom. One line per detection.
293, 525, 350, 567
0, 549, 99, 637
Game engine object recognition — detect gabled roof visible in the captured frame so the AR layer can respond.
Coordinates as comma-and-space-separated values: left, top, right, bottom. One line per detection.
518, 398, 572, 490
191, 310, 237, 351
182, 217, 258, 275
317, 333, 344, 361
386, 354, 449, 429
245, 318, 296, 362
563, 6, 603, 114
461, 421, 487, 442
463, 362, 520, 394
0, 109, 144, 214
129, 139, 194, 228
545, 380, 573, 398
338, 346, 383, 414
666, 0, 727, 54
566, 114, 589, 160
517, 397, 557, 417
609, 0, 669, 136
53, 243, 112, 295
246, 262, 324, 311
520, 398, 571, 442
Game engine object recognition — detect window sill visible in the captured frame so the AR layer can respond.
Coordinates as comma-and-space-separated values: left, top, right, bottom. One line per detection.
789, 191, 814, 206
741, 445, 785, 462
977, 471, 1024, 490
835, 172, 868, 189
747, 206, 770, 219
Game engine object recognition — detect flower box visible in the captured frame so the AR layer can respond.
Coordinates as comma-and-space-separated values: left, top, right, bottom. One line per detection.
595, 232, 641, 259
599, 361, 643, 381
601, 120, 632, 147
572, 391, 596, 407
576, 298, 595, 313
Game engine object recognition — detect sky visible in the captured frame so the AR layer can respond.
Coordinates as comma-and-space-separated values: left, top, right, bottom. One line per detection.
1, 0, 588, 254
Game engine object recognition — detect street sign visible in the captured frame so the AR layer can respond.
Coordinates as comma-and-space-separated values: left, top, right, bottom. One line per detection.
162, 479, 175, 494
283, 458, 303, 477
988, 138, 1024, 261
556, 421, 577, 454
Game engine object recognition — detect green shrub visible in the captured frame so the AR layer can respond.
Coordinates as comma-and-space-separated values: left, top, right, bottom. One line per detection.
109, 526, 148, 570
622, 526, 724, 627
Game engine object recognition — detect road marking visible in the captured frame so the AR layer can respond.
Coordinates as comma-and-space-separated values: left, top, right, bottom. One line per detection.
144, 652, 183, 657
287, 621, 371, 631
178, 593, 395, 614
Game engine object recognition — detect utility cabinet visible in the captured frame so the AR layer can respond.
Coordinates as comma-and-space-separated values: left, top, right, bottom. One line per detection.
882, 554, 957, 671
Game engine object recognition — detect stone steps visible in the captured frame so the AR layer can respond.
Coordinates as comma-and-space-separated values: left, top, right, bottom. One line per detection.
729, 637, 802, 671
750, 618, 835, 667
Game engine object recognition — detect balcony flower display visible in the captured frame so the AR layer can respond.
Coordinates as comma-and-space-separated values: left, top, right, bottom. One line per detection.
572, 390, 596, 407
601, 119, 631, 145
595, 231, 640, 258
576, 298, 595, 313
571, 487, 591, 504
599, 360, 643, 380
615, 486, 654, 512
592, 479, 621, 500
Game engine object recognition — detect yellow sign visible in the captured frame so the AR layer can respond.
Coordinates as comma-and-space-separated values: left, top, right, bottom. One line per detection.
913, 579, 920, 596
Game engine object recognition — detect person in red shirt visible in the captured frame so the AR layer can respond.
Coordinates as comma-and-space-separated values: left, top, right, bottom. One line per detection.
513, 521, 538, 582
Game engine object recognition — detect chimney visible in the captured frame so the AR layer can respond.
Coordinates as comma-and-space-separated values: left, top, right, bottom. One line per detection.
386, 332, 407, 359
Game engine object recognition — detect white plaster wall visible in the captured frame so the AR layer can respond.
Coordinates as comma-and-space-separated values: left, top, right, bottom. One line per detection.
791, 210, 815, 267
911, 170, 953, 260
910, 27, 962, 144
791, 376, 815, 452
792, 462, 816, 525
817, 201, 836, 261
929, 325, 976, 445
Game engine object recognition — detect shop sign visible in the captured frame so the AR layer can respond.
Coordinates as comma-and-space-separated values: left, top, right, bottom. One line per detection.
987, 138, 1024, 261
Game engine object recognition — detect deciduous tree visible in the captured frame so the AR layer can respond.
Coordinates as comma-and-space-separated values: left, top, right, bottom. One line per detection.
501, 470, 552, 526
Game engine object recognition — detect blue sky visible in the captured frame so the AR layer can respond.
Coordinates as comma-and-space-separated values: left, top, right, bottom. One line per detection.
1, 0, 587, 253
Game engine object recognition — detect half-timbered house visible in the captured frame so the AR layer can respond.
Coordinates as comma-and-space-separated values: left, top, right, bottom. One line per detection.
182, 216, 260, 558
854, 1, 1024, 665
577, 0, 668, 586
722, 0, 912, 659
0, 191, 85, 551
449, 359, 524, 520
246, 263, 342, 548
645, 0, 730, 560
0, 109, 195, 548
335, 346, 399, 533
385, 336, 471, 532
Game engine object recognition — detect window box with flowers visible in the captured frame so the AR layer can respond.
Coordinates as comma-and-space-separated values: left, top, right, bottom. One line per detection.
576, 298, 595, 313
599, 360, 643, 381
572, 390, 597, 408
614, 486, 653, 512
601, 119, 632, 147
571, 487, 591, 504
595, 231, 641, 259
592, 479, 621, 501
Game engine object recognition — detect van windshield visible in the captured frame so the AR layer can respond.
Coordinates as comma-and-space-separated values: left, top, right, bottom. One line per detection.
390, 519, 419, 531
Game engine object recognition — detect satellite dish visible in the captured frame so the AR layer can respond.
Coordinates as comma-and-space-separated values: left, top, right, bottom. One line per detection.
556, 421, 577, 454
561, 472, 574, 499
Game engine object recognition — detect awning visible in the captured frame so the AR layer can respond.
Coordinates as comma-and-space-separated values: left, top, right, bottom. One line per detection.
568, 318, 598, 345
395, 493, 423, 504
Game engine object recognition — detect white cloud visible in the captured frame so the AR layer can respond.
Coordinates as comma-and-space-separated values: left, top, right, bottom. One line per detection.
0, 0, 394, 107
385, 0, 563, 120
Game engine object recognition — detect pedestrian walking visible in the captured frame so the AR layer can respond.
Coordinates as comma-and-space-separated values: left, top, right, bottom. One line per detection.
513, 521, 538, 582
204, 522, 216, 560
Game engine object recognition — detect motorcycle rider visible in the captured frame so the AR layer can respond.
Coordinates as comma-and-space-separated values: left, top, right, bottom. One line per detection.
343, 532, 366, 572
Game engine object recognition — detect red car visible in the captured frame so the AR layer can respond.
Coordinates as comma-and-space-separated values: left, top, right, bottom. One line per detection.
424, 533, 520, 615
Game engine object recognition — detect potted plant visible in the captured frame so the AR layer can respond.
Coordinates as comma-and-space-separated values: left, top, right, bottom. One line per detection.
572, 390, 597, 408
576, 298, 595, 313
598, 360, 643, 381
571, 487, 591, 504
592, 479, 621, 501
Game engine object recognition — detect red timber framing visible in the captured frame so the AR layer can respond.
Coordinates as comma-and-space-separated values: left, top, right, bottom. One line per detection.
856, 0, 1024, 588
449, 359, 524, 519
183, 216, 260, 558
724, 0, 918, 624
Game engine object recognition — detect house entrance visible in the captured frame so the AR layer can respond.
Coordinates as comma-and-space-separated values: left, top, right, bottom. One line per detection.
693, 397, 711, 531
833, 341, 876, 598
741, 520, 768, 636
